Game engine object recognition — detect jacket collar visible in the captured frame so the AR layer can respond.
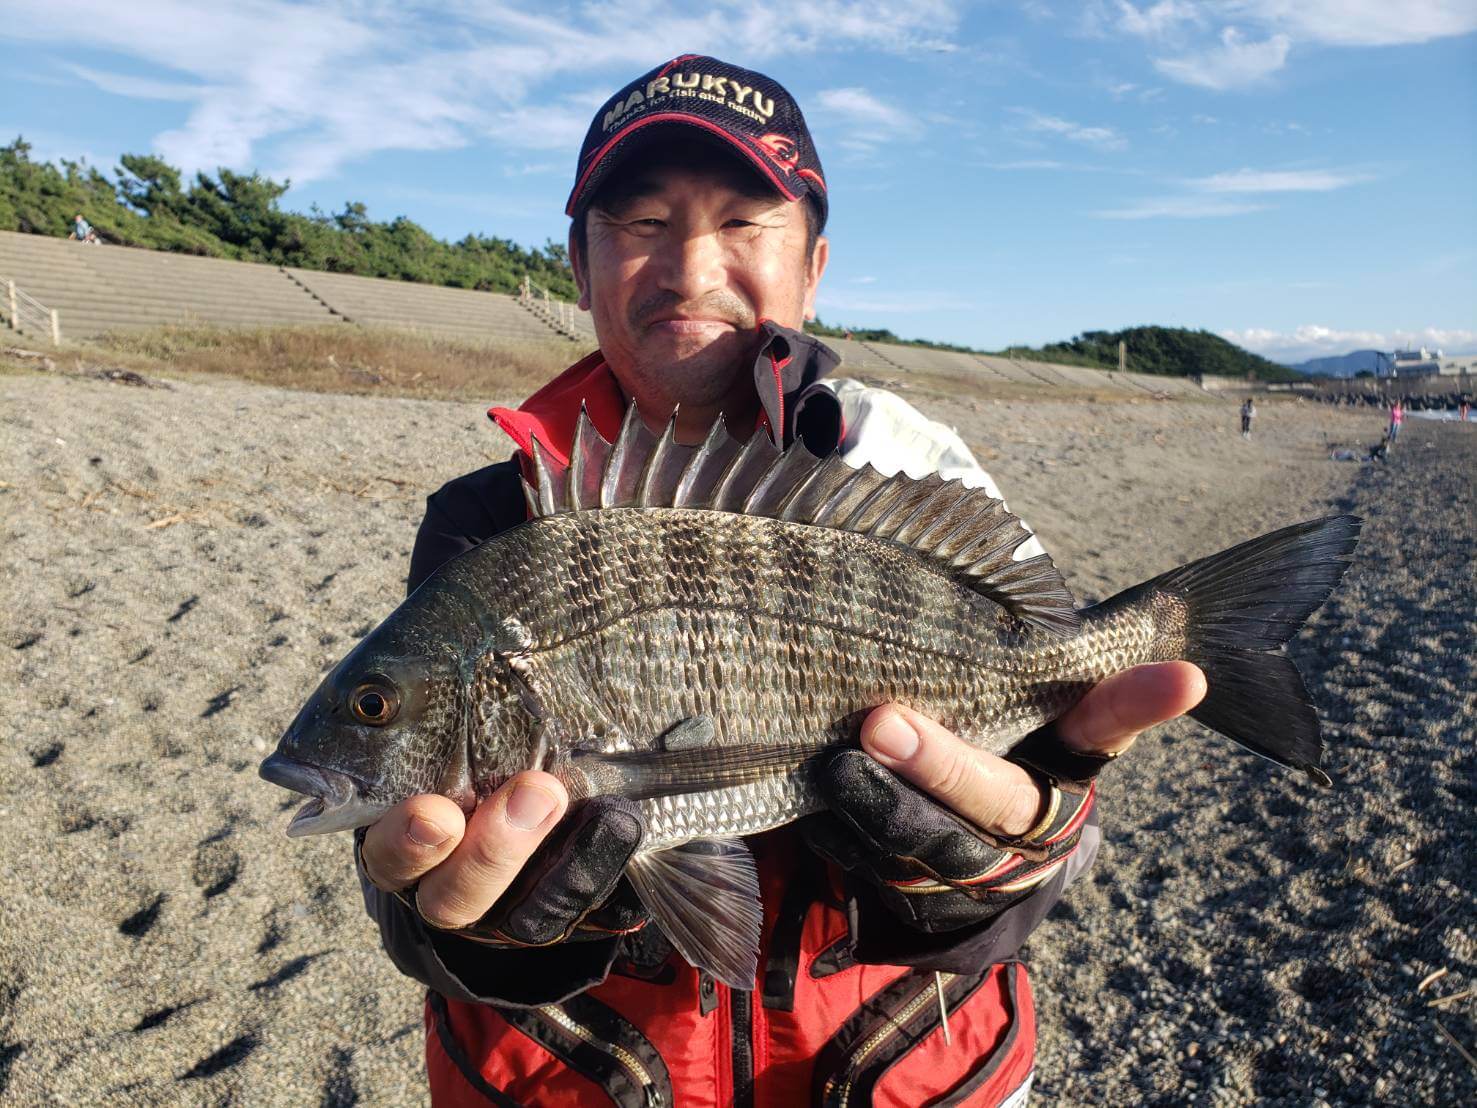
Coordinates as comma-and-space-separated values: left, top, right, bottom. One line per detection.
488, 321, 840, 465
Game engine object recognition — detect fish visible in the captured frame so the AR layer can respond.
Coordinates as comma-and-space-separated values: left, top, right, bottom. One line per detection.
260, 404, 1360, 988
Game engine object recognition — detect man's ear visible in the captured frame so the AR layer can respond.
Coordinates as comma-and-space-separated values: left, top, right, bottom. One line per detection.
568, 225, 591, 312
803, 235, 829, 322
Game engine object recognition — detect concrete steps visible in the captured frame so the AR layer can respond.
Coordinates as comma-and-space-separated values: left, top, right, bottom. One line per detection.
285, 268, 572, 345
0, 232, 339, 335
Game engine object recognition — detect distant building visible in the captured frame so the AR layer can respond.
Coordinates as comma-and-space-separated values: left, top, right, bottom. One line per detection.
1384, 347, 1443, 377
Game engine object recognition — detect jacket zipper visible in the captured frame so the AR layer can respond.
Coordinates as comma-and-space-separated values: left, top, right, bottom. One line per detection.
538, 1004, 665, 1107
824, 972, 959, 1108
731, 987, 755, 1108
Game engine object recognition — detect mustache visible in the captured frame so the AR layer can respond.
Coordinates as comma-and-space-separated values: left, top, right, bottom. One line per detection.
631, 291, 756, 331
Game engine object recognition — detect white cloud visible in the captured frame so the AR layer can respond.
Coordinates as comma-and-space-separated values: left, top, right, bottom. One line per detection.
63, 64, 204, 102
1188, 166, 1372, 192
1014, 109, 1127, 151
1092, 195, 1267, 218
1230, 1, 1477, 48
1101, 1, 1477, 92
0, 1, 964, 183
816, 87, 916, 130
1100, 163, 1371, 220
1154, 26, 1290, 89
1105, 0, 1477, 46
1222, 324, 1477, 363
1112, 1, 1205, 37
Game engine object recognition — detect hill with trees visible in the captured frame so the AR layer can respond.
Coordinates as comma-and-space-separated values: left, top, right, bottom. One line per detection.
1000, 326, 1302, 382
0, 138, 577, 299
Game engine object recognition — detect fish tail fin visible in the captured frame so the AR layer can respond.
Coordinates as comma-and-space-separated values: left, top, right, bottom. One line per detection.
1108, 515, 1361, 784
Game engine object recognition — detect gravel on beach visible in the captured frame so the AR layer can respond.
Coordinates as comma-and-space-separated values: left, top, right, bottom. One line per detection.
1, 365, 1471, 1106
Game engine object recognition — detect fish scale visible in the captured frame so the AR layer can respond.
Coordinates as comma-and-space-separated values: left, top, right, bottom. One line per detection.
470, 508, 1138, 851
262, 405, 1359, 989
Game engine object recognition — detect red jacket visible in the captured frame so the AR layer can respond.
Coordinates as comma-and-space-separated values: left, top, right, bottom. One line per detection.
367, 332, 1098, 1106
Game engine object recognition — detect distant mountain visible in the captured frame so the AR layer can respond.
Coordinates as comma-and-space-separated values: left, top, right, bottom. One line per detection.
1000, 326, 1302, 383
1289, 349, 1384, 378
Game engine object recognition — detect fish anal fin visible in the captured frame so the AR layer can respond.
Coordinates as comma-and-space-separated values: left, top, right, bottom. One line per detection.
626, 839, 761, 990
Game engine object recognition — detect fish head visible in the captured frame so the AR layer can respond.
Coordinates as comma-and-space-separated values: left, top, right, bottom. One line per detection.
260, 606, 471, 838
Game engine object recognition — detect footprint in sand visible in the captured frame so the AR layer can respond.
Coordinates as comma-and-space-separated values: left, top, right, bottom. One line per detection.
181, 1032, 259, 1080
119, 894, 165, 938
191, 840, 242, 899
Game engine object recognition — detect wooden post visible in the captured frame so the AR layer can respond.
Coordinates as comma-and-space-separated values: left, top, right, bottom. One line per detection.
50, 308, 61, 346
1118, 340, 1126, 373
6, 280, 15, 331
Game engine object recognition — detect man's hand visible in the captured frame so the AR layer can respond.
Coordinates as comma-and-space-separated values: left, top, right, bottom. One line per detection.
360, 772, 647, 944
861, 661, 1207, 838
806, 661, 1207, 932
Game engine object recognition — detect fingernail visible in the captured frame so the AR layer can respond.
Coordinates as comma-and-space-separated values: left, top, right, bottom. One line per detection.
505, 782, 559, 830
406, 814, 450, 848
867, 711, 919, 763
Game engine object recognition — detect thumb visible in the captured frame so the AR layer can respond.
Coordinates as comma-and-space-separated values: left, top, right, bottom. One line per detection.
860, 704, 1043, 838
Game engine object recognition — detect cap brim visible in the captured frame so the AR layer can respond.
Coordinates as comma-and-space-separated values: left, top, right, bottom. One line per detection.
565, 113, 804, 217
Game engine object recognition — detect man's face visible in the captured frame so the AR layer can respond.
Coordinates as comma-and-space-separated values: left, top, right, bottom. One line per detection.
571, 152, 828, 423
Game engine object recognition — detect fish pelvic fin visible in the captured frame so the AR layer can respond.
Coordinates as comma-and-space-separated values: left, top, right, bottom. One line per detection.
1107, 514, 1361, 785
523, 404, 1080, 636
626, 839, 762, 990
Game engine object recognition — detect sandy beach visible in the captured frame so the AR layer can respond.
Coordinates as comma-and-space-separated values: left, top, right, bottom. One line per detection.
2, 362, 1472, 1105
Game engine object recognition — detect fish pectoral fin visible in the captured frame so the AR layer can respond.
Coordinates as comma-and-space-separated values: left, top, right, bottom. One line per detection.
573, 743, 822, 801
625, 839, 762, 991
660, 715, 717, 751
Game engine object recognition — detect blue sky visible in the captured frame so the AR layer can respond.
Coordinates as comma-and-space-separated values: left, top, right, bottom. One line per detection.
3, 1, 1474, 363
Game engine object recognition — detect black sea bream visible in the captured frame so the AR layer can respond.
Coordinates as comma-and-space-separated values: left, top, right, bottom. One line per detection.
261, 406, 1359, 986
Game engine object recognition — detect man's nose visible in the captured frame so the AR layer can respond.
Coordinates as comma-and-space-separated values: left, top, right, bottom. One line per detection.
656, 230, 725, 300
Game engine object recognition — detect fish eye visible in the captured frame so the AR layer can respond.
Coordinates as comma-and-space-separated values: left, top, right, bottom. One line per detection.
349, 681, 399, 726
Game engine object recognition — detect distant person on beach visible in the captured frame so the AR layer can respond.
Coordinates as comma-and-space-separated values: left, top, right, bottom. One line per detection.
70, 214, 98, 244
1241, 397, 1256, 439
353, 54, 1205, 1106
1389, 399, 1405, 442
1460, 399, 1470, 422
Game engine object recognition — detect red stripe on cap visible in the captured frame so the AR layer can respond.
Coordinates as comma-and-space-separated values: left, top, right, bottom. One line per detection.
658, 55, 702, 77
796, 167, 827, 193
566, 112, 801, 216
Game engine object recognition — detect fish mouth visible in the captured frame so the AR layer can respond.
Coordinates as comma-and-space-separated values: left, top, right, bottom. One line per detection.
258, 753, 389, 838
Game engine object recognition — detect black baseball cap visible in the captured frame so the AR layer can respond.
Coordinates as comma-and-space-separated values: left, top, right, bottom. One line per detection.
566, 55, 828, 228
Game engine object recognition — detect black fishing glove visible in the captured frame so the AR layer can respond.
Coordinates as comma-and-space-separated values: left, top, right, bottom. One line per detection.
805, 739, 1097, 933
382, 797, 650, 947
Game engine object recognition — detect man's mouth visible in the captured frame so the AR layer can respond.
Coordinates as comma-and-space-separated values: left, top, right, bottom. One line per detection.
647, 317, 739, 334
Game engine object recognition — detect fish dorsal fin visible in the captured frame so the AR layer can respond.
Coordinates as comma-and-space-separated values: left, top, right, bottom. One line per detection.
523, 406, 1080, 635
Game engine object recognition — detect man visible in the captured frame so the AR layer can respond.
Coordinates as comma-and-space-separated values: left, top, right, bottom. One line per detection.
1240, 397, 1256, 439
71, 213, 95, 243
359, 56, 1203, 1105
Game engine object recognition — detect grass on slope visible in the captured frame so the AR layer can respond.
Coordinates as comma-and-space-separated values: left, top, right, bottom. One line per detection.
1, 324, 581, 402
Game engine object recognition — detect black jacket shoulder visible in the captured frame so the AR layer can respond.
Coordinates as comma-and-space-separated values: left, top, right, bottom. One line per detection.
407, 459, 526, 594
